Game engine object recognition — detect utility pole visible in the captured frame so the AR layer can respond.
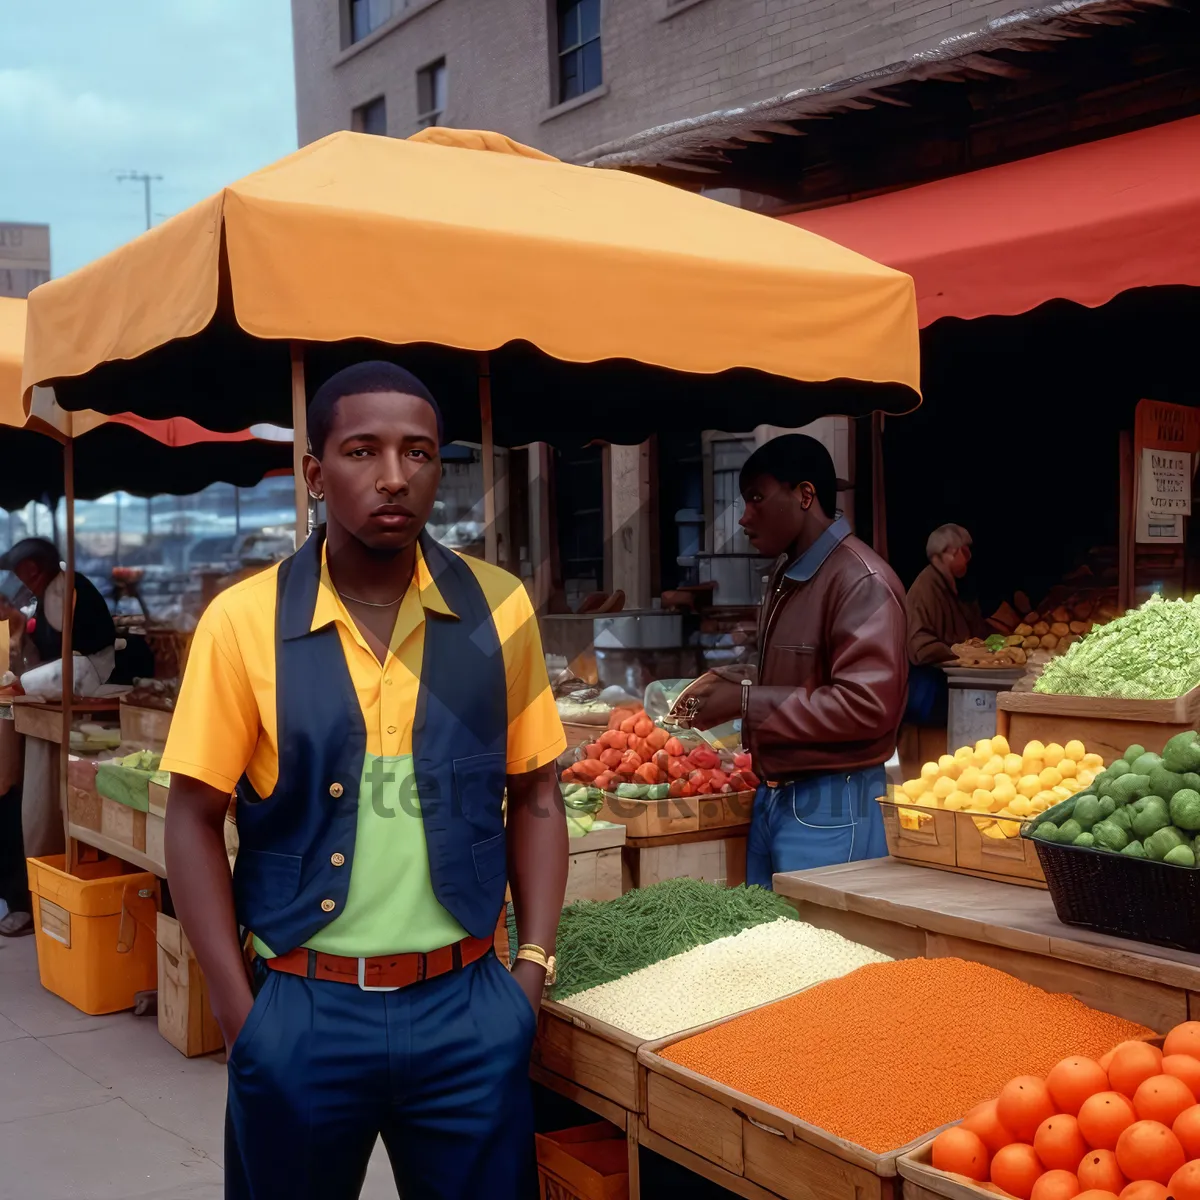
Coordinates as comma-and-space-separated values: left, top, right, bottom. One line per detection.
117, 171, 163, 232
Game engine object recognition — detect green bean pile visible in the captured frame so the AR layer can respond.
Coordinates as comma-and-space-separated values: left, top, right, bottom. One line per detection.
548, 878, 798, 1000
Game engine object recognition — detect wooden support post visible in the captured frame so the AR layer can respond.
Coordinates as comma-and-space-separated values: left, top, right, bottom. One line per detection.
61, 437, 76, 874
608, 442, 653, 609
872, 410, 888, 558
529, 443, 553, 614
478, 352, 498, 565
290, 342, 309, 549
1119, 430, 1135, 614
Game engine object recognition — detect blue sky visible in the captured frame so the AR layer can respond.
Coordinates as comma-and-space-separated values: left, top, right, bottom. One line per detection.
0, 1, 297, 277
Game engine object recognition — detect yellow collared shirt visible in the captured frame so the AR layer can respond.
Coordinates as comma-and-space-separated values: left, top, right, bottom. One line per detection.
161, 543, 565, 956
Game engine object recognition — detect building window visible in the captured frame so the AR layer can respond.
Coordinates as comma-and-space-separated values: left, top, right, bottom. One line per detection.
557, 0, 602, 103
352, 96, 387, 136
417, 58, 447, 128
348, 0, 394, 44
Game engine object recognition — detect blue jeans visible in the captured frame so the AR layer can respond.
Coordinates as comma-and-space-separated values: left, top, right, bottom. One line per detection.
747, 766, 889, 889
225, 952, 536, 1199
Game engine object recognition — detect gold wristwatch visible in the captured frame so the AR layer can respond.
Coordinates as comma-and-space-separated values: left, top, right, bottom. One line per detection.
515, 943, 557, 987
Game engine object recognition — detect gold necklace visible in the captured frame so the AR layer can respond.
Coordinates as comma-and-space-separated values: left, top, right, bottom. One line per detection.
336, 589, 404, 608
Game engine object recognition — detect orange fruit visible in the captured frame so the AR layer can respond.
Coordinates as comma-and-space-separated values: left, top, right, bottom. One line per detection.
991, 1143, 1044, 1200
1036, 1115, 1089, 1173
1118, 1183, 1168, 1200
1074, 1191, 1121, 1200
1114, 1121, 1185, 1184
1108, 1045, 1165, 1100
1078, 1149, 1127, 1193
966, 1100, 1018, 1155
1167, 1161, 1200, 1200
1131, 1075, 1196, 1126
1049, 1058, 1112, 1116
1172, 1103, 1200, 1159
1000, 1077, 1058, 1142
1161, 1055, 1200, 1100
932, 1127, 990, 1182
1032, 1170, 1082, 1200
1163, 1022, 1200, 1060
1101, 1050, 1117, 1072
1079, 1094, 1139, 1150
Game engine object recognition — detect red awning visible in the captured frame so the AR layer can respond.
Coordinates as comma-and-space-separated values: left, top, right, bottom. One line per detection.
785, 115, 1200, 327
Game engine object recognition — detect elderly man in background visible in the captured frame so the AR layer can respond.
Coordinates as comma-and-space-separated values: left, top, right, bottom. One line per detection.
906, 524, 986, 667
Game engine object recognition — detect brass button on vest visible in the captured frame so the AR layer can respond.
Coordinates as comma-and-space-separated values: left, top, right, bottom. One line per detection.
320, 898, 336, 912
329, 782, 344, 798
330, 852, 345, 867
387, 725, 397, 735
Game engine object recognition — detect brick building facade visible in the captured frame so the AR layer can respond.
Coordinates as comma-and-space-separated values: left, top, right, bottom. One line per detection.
291, 0, 1021, 162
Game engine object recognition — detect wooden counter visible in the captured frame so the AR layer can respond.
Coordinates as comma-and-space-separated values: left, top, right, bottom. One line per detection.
773, 858, 1200, 1030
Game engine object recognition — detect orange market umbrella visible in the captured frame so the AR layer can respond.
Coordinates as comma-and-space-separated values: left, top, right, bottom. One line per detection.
19, 128, 920, 451
1, 297, 292, 507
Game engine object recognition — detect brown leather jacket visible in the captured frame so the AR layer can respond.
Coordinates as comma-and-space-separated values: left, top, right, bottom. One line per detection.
744, 519, 908, 781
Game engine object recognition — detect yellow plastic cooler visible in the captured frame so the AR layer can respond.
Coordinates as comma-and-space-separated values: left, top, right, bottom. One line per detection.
27, 854, 160, 1015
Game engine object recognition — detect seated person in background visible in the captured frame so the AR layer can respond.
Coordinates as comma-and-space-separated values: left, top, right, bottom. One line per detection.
0, 538, 117, 696
906, 524, 986, 666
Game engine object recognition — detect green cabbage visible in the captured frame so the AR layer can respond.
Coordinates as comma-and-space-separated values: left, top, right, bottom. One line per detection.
1035, 595, 1200, 699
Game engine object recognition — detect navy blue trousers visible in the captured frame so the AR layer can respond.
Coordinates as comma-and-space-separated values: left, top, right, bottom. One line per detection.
225, 952, 537, 1200
747, 766, 889, 888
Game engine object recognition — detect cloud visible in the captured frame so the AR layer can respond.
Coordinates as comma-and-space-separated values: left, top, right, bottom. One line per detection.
0, 68, 205, 149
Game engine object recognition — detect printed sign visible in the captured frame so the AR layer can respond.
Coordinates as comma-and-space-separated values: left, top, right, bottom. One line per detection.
1135, 400, 1200, 544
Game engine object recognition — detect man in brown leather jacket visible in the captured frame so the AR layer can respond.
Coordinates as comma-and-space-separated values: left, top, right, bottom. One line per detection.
689, 435, 908, 886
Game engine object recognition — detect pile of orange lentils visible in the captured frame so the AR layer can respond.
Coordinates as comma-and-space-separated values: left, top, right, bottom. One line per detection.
660, 958, 1154, 1154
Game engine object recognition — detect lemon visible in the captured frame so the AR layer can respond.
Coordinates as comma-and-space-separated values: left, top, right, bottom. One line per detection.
970, 747, 991, 767
974, 738, 994, 759
971, 788, 998, 813
1022, 757, 1044, 778
1062, 778, 1082, 794
1003, 753, 1024, 777
1009, 796, 1033, 817
955, 746, 973, 764
1043, 743, 1066, 765
1032, 790, 1057, 811
944, 791, 972, 811
1065, 740, 1086, 762
1039, 766, 1063, 789
1076, 768, 1095, 788
958, 766, 982, 793
991, 734, 1011, 757
1052, 784, 1075, 801
921, 761, 940, 781
932, 776, 956, 800
1057, 758, 1077, 778
1024, 740, 1046, 760
901, 779, 925, 799
938, 754, 961, 778
1018, 774, 1042, 798
993, 782, 1016, 806
917, 791, 939, 808
1081, 752, 1105, 771
983, 755, 1007, 777
974, 772, 995, 793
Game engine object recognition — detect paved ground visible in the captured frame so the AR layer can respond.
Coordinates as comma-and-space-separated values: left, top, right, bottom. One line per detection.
0, 934, 398, 1200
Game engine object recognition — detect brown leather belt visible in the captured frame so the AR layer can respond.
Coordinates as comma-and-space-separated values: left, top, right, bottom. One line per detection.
266, 934, 494, 991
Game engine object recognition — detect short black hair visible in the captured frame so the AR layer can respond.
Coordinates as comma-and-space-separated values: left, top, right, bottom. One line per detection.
308, 361, 445, 457
739, 434, 838, 518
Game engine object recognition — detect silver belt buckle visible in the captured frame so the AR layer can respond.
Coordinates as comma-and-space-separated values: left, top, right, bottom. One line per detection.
358, 957, 400, 993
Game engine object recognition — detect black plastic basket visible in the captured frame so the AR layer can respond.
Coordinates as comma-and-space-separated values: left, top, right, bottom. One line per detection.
1021, 800, 1200, 952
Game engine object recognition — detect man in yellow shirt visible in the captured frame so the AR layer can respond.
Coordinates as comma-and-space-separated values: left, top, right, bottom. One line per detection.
163, 362, 568, 1200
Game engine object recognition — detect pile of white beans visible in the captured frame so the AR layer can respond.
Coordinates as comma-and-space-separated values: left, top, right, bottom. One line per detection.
560, 918, 891, 1040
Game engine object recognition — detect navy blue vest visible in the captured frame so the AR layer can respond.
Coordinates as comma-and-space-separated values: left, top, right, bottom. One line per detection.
232, 527, 510, 954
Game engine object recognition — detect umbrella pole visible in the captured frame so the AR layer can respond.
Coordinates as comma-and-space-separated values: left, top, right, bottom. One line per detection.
478, 352, 497, 565
290, 342, 309, 549
61, 438, 77, 874
871, 411, 888, 559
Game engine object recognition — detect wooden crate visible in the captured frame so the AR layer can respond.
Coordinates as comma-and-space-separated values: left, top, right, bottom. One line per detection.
146, 813, 165, 869
100, 796, 147, 853
897, 1141, 989, 1200
119, 703, 172, 749
533, 1000, 645, 1116
878, 798, 1045, 888
156, 913, 223, 1057
599, 791, 754, 839
624, 834, 747, 890
536, 1122, 629, 1200
639, 1036, 921, 1200
67, 785, 102, 832
998, 685, 1200, 764
148, 779, 169, 819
